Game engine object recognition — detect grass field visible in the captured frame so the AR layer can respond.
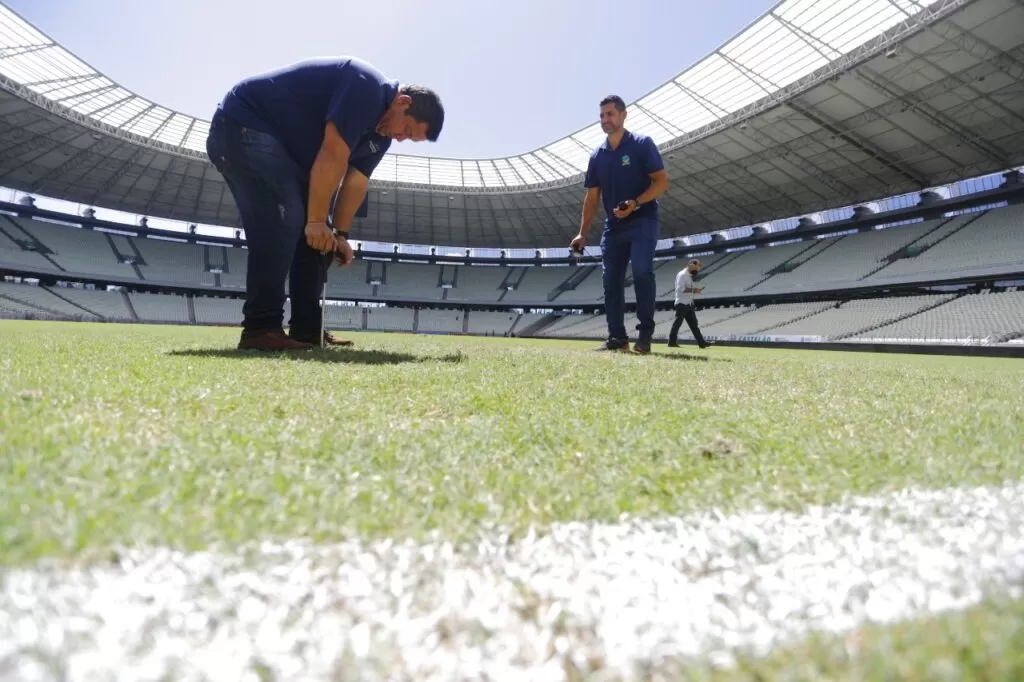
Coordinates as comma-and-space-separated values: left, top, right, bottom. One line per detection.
1, 319, 1022, 680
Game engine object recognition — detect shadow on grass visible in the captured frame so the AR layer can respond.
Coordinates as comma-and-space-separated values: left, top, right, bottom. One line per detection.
652, 350, 730, 363
167, 347, 465, 365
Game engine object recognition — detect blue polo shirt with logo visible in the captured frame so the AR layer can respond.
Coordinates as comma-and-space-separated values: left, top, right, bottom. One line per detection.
218, 57, 394, 179
583, 130, 665, 227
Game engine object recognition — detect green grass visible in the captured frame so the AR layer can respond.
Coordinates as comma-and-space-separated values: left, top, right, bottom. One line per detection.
709, 598, 1024, 681
615, 598, 1024, 681
1, 319, 1023, 565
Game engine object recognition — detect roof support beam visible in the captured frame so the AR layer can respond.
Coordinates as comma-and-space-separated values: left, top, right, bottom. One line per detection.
706, 42, 870, 201
854, 68, 1011, 167
56, 84, 119, 107
21, 73, 100, 89
89, 146, 148, 204
27, 139, 116, 193
788, 100, 930, 187
0, 44, 52, 60
770, 9, 935, 188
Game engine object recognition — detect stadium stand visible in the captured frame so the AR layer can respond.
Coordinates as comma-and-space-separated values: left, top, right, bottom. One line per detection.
133, 236, 214, 287
1, 197, 1023, 347
379, 262, 445, 301
465, 311, 518, 336
416, 309, 464, 334
129, 292, 192, 324
0, 280, 97, 319
849, 291, 1024, 344
365, 306, 416, 332
52, 286, 133, 321
324, 305, 364, 330
871, 207, 1024, 281
766, 295, 957, 340
446, 265, 508, 303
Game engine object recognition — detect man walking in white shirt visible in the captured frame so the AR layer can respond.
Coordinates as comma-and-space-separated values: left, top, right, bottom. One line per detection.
668, 259, 711, 348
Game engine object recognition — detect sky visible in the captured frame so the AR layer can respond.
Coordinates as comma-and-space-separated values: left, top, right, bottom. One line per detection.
5, 0, 779, 160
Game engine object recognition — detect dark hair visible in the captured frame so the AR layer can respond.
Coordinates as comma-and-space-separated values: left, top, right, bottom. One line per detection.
600, 95, 626, 112
401, 84, 445, 142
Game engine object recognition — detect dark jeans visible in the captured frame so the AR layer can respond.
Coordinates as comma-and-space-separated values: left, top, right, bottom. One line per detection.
669, 303, 707, 345
205, 109, 328, 334
600, 218, 659, 341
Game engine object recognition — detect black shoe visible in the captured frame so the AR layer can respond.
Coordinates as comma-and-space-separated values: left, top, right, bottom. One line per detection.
594, 338, 631, 352
667, 340, 680, 348
698, 341, 714, 349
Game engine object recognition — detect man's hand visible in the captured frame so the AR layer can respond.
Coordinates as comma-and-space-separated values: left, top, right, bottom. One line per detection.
569, 233, 587, 253
612, 199, 637, 220
333, 236, 354, 266
696, 287, 705, 294
305, 221, 337, 253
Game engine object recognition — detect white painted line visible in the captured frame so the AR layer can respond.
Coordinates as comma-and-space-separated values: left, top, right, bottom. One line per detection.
2, 482, 1023, 681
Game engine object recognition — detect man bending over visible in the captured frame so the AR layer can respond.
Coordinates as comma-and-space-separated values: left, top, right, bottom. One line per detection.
206, 57, 444, 350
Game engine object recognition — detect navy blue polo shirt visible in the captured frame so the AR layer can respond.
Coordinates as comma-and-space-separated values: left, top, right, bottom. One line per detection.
218, 57, 394, 179
583, 130, 665, 226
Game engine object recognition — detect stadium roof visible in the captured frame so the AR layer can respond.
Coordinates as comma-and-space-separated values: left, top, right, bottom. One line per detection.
1, 0, 1024, 247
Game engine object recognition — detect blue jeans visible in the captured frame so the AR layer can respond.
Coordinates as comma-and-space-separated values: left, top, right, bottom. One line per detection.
600, 218, 659, 341
205, 109, 327, 334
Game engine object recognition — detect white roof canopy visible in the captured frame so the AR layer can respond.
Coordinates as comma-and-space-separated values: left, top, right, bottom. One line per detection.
0, 0, 932, 189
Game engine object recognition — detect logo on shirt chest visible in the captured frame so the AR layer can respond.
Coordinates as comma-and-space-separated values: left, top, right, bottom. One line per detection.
621, 154, 631, 167
369, 141, 379, 154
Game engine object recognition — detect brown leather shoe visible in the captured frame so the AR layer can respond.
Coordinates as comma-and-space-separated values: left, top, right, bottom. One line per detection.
238, 328, 314, 351
289, 330, 354, 347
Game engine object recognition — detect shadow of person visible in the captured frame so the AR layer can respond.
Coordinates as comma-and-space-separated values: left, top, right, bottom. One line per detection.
167, 347, 465, 365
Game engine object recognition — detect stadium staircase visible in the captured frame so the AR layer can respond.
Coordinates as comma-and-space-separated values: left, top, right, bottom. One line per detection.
549, 266, 595, 302
999, 330, 1024, 344
624, 259, 674, 291
125, 237, 147, 267
186, 295, 197, 324
0, 215, 66, 271
103, 233, 146, 280
832, 294, 965, 341
505, 313, 528, 336
661, 252, 742, 297
695, 305, 760, 328
45, 286, 103, 319
438, 265, 458, 301
367, 261, 384, 284
862, 212, 986, 279
497, 268, 527, 301
121, 291, 140, 322
699, 251, 743, 278
0, 286, 75, 319
544, 312, 602, 336
513, 313, 558, 337
0, 290, 66, 317
746, 237, 846, 291
218, 247, 231, 276
748, 301, 838, 334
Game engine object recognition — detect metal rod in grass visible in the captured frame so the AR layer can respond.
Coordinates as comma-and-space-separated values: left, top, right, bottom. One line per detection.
319, 220, 343, 351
